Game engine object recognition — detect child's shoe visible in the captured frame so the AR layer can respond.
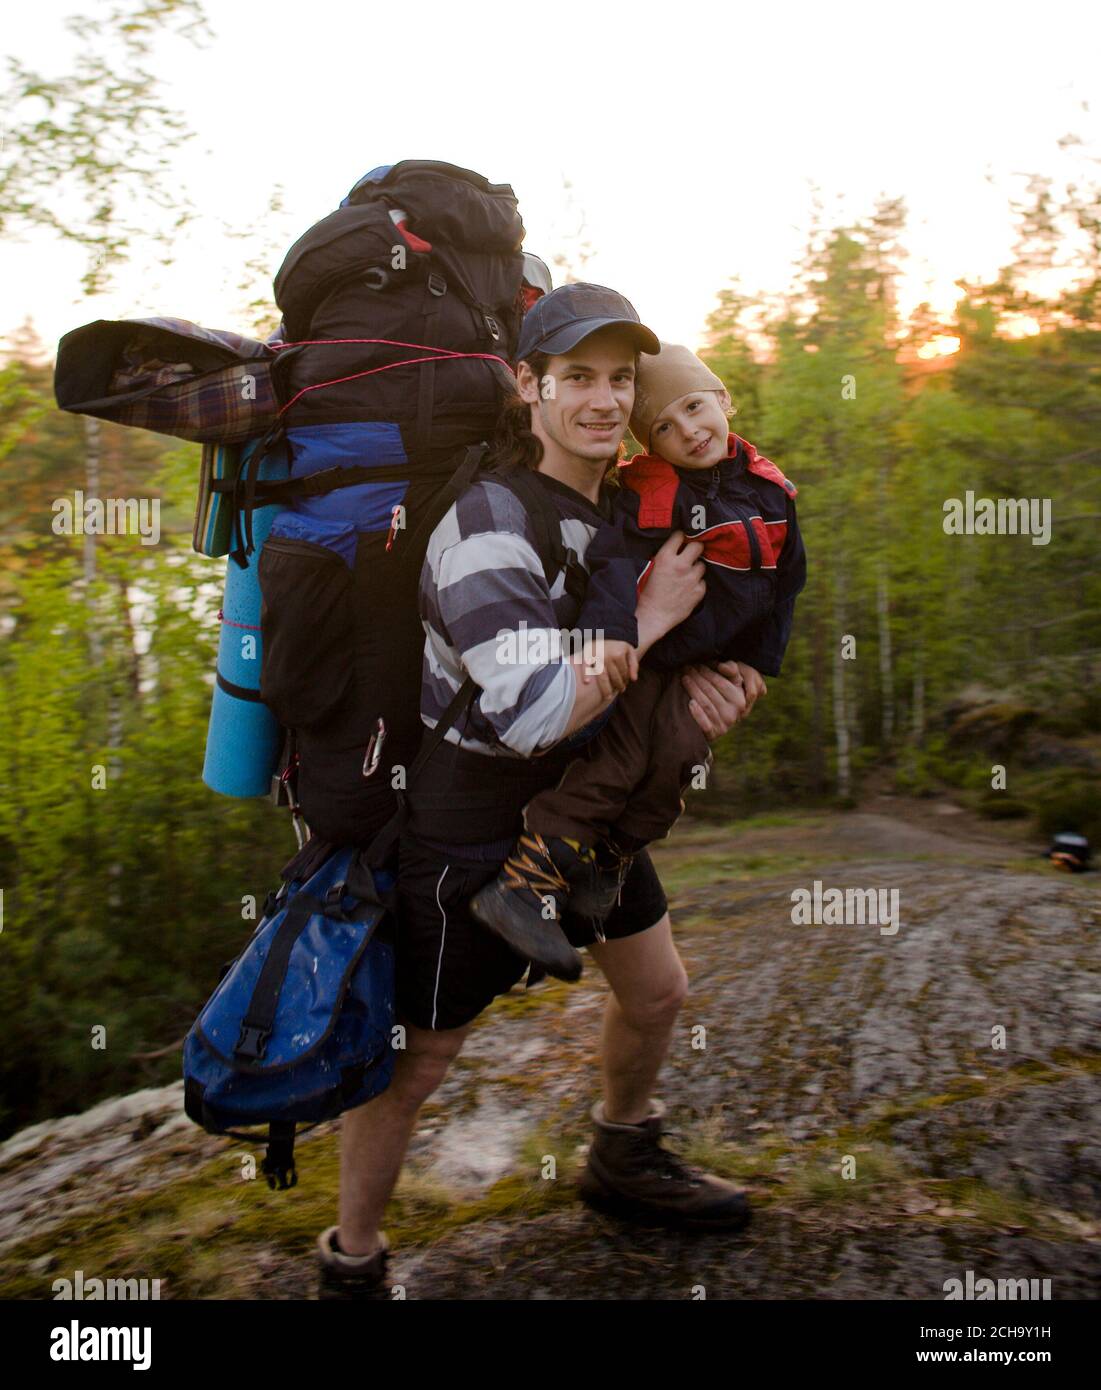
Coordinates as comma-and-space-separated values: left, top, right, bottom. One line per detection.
567, 837, 636, 923
469, 832, 592, 980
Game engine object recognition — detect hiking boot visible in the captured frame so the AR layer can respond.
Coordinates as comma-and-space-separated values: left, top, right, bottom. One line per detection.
316, 1226, 392, 1300
577, 1099, 751, 1232
567, 838, 636, 923
469, 832, 588, 981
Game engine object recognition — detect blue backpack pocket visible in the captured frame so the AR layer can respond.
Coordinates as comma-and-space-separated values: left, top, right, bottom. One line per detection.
183, 844, 395, 1188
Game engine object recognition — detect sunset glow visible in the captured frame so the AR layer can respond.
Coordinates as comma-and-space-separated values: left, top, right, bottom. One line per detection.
1000, 314, 1043, 339
916, 335, 962, 359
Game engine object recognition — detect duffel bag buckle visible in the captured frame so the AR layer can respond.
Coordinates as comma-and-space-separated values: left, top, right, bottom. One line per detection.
235, 1023, 271, 1061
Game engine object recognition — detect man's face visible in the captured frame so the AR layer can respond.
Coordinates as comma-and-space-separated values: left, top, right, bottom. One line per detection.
648, 389, 731, 469
518, 326, 637, 466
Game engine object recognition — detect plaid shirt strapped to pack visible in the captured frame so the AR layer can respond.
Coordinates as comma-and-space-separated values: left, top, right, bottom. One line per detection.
54, 316, 281, 444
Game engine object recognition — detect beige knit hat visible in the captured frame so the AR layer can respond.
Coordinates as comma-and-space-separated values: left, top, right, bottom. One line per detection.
629, 343, 726, 452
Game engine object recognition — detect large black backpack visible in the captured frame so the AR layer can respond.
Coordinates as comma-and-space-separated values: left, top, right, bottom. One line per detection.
248, 162, 578, 851
271, 159, 524, 470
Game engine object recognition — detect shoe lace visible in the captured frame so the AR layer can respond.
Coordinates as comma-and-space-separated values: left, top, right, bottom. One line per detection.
630, 1126, 703, 1186
613, 852, 632, 901
500, 832, 570, 899
594, 842, 634, 899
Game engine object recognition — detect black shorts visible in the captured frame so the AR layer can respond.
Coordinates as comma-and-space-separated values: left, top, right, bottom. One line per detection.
394, 832, 669, 1032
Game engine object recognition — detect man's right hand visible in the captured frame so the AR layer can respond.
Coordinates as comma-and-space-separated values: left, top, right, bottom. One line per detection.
635, 530, 706, 654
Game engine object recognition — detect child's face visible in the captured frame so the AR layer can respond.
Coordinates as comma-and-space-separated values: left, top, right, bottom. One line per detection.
648, 389, 731, 469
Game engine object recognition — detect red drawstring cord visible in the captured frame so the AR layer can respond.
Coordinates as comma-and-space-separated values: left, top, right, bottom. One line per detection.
217, 609, 261, 631
267, 336, 515, 416
277, 353, 507, 415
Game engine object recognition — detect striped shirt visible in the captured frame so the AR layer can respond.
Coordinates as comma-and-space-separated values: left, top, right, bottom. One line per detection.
419, 469, 611, 758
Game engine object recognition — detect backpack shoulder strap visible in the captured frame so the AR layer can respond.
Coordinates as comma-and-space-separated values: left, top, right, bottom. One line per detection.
398, 442, 488, 563
487, 466, 588, 603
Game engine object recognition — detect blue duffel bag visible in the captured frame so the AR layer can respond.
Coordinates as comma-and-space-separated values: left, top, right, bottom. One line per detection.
183, 840, 395, 1188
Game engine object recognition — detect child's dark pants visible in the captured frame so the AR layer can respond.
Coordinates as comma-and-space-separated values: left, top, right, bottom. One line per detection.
523, 666, 714, 849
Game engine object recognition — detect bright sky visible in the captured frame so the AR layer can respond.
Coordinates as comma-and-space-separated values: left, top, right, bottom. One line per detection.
3, 0, 1099, 359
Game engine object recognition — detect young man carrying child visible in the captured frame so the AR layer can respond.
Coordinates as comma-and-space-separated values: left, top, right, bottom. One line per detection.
471, 344, 807, 981
318, 288, 755, 1296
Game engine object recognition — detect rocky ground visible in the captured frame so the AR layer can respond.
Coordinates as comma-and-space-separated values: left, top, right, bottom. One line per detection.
1, 797, 1098, 1300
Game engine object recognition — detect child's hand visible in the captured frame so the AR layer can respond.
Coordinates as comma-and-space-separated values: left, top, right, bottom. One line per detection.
583, 638, 638, 701
734, 662, 767, 715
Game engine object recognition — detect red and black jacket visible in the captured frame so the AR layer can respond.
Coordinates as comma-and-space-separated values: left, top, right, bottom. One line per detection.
579, 433, 806, 676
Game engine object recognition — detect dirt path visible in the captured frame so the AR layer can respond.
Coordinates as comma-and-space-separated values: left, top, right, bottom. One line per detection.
1, 799, 1098, 1299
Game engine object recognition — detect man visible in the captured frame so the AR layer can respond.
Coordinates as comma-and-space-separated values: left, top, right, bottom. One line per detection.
317, 285, 752, 1297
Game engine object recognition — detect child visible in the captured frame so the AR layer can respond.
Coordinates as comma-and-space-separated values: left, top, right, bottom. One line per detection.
469, 344, 807, 979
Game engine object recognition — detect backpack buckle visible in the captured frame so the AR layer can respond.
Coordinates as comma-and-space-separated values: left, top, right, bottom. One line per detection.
564, 548, 588, 603
324, 881, 348, 909
427, 272, 447, 297
483, 314, 501, 341
235, 1024, 271, 1061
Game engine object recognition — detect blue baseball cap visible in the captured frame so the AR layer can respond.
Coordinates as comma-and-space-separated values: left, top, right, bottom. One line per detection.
515, 282, 660, 363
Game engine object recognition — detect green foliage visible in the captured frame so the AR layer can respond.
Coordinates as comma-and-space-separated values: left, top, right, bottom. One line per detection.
1, 136, 1099, 1138
0, 0, 211, 294
0, 543, 286, 1136
1028, 771, 1101, 843
0, 334, 181, 598
699, 280, 768, 438
698, 175, 1100, 821
0, 355, 50, 466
